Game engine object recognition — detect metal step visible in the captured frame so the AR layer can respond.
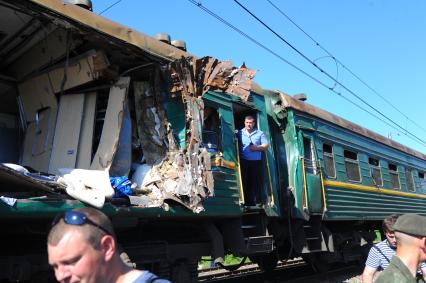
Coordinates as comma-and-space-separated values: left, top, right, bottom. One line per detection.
306, 237, 321, 241
241, 225, 257, 229
245, 236, 274, 254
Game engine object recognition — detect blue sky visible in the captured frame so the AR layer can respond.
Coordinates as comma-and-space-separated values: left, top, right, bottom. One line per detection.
94, 0, 426, 153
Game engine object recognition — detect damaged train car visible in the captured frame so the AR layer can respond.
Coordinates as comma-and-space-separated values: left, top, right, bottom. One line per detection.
4, 0, 426, 282
0, 1, 271, 282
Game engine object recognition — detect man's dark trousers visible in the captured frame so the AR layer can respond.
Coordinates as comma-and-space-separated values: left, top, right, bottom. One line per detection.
241, 159, 263, 206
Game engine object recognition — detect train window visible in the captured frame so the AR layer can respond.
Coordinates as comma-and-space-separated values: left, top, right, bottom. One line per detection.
419, 172, 426, 191
323, 143, 336, 178
202, 107, 221, 153
303, 137, 317, 174
368, 157, 383, 186
344, 150, 361, 182
388, 163, 400, 189
405, 169, 415, 192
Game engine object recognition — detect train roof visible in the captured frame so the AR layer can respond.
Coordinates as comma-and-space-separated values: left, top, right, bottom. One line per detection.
25, 0, 191, 62
17, 1, 426, 161
275, 91, 426, 161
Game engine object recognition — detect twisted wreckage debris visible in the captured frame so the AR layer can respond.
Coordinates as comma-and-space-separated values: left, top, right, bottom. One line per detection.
1, 56, 255, 213
127, 56, 255, 212
144, 56, 256, 212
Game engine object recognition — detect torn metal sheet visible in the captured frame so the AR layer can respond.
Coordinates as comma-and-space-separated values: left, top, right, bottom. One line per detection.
133, 81, 168, 165
133, 147, 213, 213
128, 56, 256, 212
134, 57, 255, 212
166, 56, 256, 101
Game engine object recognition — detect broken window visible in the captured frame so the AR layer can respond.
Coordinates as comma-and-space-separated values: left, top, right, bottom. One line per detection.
344, 150, 361, 182
323, 143, 335, 178
389, 163, 400, 189
202, 107, 221, 153
369, 157, 382, 186
405, 169, 415, 192
419, 172, 426, 191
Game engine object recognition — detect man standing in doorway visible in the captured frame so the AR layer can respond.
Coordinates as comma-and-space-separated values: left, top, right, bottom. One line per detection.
237, 115, 269, 206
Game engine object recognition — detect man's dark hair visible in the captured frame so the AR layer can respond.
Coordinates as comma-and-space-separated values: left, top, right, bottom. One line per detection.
48, 207, 116, 249
244, 115, 255, 122
382, 214, 400, 233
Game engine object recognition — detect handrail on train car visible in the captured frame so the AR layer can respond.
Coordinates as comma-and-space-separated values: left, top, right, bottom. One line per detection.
236, 140, 246, 205
265, 152, 275, 207
300, 157, 309, 211
317, 160, 328, 215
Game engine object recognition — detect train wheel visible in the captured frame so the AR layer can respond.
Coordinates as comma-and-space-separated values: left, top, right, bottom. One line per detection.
304, 252, 330, 273
170, 258, 198, 283
254, 253, 278, 274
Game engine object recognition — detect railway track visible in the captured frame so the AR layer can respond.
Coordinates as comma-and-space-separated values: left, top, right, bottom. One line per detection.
283, 265, 362, 283
199, 258, 363, 283
198, 258, 307, 282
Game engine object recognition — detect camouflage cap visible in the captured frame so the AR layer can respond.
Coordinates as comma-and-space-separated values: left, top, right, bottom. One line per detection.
392, 213, 426, 237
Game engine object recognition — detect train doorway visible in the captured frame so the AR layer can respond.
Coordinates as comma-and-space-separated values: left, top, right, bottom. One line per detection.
233, 106, 270, 207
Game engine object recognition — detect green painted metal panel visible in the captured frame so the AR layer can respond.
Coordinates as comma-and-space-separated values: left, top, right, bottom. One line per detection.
252, 93, 280, 216
282, 111, 306, 220
162, 97, 186, 149
333, 145, 347, 181
358, 153, 370, 186
0, 195, 242, 220
201, 93, 242, 215
306, 174, 322, 213
324, 185, 426, 220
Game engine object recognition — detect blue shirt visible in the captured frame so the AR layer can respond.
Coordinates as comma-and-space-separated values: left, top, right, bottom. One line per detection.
238, 128, 268, 160
132, 271, 171, 283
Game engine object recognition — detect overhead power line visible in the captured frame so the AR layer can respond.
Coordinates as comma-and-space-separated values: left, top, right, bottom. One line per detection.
186, 0, 426, 148
265, 0, 426, 135
99, 0, 122, 15
232, 0, 426, 147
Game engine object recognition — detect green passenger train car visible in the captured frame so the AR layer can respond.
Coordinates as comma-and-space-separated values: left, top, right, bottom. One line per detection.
260, 89, 426, 266
266, 90, 426, 219
2, 1, 426, 282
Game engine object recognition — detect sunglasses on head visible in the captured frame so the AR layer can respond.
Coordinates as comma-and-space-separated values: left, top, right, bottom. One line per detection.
52, 210, 111, 236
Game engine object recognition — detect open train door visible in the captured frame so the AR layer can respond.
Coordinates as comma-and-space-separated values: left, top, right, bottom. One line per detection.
299, 131, 323, 214
233, 98, 280, 216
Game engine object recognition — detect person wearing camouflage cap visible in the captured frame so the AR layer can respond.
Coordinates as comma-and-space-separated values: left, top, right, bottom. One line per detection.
376, 213, 426, 283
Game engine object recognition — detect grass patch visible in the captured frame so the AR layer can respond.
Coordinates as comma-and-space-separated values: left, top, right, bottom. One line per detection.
374, 230, 382, 243
198, 254, 250, 270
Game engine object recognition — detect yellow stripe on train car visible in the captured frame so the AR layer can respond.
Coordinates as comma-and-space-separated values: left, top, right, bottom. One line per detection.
324, 180, 426, 200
